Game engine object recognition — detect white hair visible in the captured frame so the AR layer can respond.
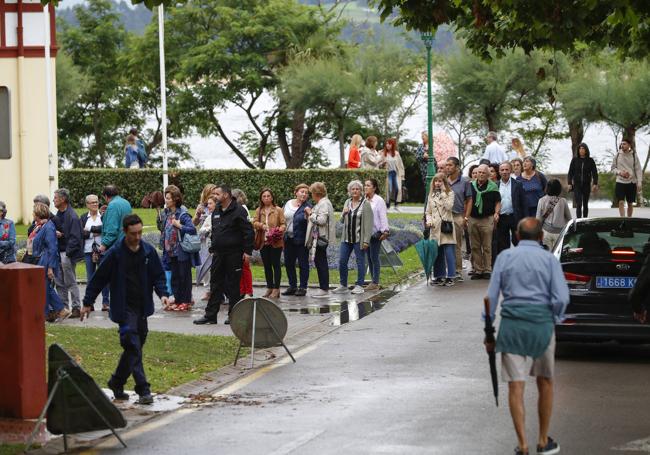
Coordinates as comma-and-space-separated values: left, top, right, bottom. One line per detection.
347, 180, 363, 195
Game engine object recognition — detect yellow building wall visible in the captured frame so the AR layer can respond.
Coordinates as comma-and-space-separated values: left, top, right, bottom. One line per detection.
0, 56, 58, 224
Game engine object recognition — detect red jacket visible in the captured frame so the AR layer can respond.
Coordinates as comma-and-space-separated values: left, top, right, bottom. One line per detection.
347, 146, 361, 168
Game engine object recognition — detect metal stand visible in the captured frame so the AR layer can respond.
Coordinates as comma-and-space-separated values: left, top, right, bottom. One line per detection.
233, 300, 296, 368
25, 368, 127, 452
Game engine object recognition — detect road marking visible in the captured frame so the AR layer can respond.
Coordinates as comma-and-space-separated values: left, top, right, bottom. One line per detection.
213, 342, 321, 396
92, 341, 322, 450
612, 435, 650, 452
267, 430, 325, 455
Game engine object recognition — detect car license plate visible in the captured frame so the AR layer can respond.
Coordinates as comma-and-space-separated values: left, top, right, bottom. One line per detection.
596, 276, 637, 289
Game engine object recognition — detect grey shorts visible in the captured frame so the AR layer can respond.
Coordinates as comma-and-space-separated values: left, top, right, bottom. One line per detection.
501, 335, 555, 382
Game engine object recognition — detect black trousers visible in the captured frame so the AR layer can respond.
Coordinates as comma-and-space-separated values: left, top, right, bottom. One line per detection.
496, 213, 518, 257
206, 251, 243, 319
284, 241, 309, 289
170, 257, 193, 304
260, 246, 282, 288
573, 185, 591, 218
314, 246, 329, 291
112, 308, 150, 395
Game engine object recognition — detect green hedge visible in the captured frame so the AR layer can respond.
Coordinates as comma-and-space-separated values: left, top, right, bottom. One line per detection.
59, 168, 388, 209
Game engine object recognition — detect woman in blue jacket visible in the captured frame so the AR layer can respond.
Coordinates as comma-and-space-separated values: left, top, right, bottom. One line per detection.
30, 202, 70, 321
0, 201, 16, 264
160, 185, 199, 310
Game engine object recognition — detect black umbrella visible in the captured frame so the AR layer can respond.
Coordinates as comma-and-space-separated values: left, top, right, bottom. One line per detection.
483, 297, 498, 407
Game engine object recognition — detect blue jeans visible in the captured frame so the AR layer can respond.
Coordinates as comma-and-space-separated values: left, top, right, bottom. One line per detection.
366, 237, 381, 284
284, 241, 310, 289
339, 242, 365, 287
84, 253, 109, 306
388, 170, 399, 205
434, 244, 456, 279
45, 272, 64, 316
112, 308, 150, 396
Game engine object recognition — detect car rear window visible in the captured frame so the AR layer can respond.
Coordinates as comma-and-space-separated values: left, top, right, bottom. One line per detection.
560, 220, 650, 259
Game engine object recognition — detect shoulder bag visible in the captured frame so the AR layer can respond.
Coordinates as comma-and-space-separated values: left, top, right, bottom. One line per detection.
315, 206, 330, 249
434, 196, 454, 234
254, 209, 265, 250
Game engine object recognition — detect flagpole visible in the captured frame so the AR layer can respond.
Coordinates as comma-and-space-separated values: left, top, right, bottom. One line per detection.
158, 4, 168, 190
43, 4, 56, 198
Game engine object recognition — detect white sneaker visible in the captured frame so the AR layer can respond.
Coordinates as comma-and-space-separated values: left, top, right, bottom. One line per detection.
351, 285, 364, 294
332, 286, 349, 294
311, 289, 329, 298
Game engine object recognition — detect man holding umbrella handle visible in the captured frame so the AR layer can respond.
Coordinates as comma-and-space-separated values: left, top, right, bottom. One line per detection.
483, 218, 569, 455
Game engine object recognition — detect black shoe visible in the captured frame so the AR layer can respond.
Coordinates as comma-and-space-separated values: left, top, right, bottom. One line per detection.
137, 394, 154, 405
224, 317, 230, 325
294, 288, 307, 296
107, 379, 129, 401
445, 278, 455, 287
434, 278, 445, 286
281, 287, 297, 296
70, 308, 81, 319
514, 447, 529, 455
470, 273, 483, 280
536, 436, 559, 454
193, 316, 218, 325
482, 272, 491, 279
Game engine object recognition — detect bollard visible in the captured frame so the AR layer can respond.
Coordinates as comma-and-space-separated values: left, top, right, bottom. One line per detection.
0, 262, 47, 419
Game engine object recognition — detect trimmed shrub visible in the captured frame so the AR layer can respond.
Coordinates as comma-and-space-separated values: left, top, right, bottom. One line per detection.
59, 168, 387, 209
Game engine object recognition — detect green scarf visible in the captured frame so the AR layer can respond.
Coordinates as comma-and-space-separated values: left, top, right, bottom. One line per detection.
472, 179, 499, 215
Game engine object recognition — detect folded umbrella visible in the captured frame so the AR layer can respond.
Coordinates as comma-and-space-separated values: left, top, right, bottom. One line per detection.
414, 238, 438, 283
484, 297, 499, 407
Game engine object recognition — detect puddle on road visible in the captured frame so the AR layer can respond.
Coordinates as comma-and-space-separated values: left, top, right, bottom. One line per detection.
283, 288, 399, 326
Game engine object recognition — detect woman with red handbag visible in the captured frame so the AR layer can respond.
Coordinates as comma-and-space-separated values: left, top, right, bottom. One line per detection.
253, 188, 286, 299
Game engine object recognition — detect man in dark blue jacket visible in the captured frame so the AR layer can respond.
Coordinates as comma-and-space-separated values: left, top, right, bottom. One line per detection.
81, 214, 169, 405
496, 162, 526, 256
53, 188, 85, 318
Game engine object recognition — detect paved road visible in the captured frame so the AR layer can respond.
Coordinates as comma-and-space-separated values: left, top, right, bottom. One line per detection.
91, 276, 650, 454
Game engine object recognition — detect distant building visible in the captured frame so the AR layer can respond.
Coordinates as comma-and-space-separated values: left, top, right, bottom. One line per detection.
0, 0, 58, 222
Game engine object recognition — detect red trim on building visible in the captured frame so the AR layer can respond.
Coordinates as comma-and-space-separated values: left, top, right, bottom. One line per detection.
0, 46, 58, 57
0, 0, 58, 56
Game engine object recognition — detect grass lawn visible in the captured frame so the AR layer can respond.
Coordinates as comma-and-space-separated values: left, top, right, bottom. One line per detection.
45, 325, 243, 394
249, 245, 423, 287
0, 445, 26, 455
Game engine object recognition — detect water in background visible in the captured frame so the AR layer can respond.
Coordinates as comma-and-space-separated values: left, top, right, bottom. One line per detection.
181, 92, 649, 174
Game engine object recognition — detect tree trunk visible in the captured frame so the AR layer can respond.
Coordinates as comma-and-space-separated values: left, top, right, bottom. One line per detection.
289, 108, 307, 168
92, 108, 106, 167
484, 107, 497, 132
623, 126, 636, 151
338, 123, 346, 168
568, 119, 584, 158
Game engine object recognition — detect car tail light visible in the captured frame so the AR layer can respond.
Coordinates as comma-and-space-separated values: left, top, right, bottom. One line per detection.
564, 271, 591, 285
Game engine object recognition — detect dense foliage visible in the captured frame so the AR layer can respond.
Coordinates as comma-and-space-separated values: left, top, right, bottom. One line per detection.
59, 168, 387, 208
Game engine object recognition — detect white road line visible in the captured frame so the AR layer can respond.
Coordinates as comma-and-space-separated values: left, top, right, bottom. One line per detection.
612, 435, 650, 452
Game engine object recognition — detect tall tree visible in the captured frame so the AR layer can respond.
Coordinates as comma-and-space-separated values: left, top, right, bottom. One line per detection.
58, 0, 135, 167
163, 0, 335, 169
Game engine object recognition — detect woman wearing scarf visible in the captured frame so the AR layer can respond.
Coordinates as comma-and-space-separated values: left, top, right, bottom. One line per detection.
29, 202, 70, 322
464, 164, 501, 280
160, 185, 199, 311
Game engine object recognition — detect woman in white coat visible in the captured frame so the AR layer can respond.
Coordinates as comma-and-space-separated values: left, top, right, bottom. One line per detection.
425, 173, 457, 286
305, 182, 336, 298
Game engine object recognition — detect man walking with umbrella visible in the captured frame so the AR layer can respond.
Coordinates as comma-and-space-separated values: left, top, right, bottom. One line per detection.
484, 218, 569, 455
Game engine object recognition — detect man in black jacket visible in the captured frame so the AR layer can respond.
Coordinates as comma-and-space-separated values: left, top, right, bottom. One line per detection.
53, 188, 85, 318
195, 184, 254, 325
496, 162, 527, 256
567, 142, 599, 218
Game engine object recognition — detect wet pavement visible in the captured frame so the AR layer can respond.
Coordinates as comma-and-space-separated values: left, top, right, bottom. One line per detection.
71, 276, 650, 454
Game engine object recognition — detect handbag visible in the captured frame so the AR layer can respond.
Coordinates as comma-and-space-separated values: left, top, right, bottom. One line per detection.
434, 198, 454, 234
314, 208, 330, 249
180, 233, 201, 254
254, 230, 265, 250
